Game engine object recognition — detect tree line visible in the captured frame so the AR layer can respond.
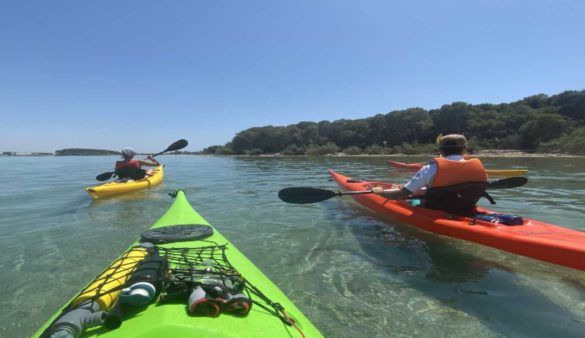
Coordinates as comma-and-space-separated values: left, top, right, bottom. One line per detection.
55, 148, 120, 156
203, 90, 585, 155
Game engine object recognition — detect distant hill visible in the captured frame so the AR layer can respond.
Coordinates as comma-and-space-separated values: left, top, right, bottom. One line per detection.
2, 152, 53, 156
55, 148, 120, 156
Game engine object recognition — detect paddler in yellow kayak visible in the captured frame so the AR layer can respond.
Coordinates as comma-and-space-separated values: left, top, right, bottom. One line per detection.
372, 134, 489, 215
115, 147, 160, 181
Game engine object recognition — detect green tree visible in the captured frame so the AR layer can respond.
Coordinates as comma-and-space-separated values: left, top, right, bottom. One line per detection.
551, 90, 585, 122
519, 121, 540, 150
207, 90, 584, 155
535, 113, 566, 142
430, 102, 471, 135
384, 108, 434, 146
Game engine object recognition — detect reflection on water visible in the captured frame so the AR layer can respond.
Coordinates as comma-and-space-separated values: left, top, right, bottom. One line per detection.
1, 155, 584, 337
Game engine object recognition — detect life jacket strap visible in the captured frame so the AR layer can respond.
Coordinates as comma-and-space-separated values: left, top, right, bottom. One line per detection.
482, 192, 496, 205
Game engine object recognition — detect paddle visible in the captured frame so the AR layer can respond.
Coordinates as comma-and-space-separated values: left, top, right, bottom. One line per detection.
278, 177, 528, 204
95, 139, 188, 181
96, 171, 117, 181
152, 139, 188, 156
485, 176, 527, 189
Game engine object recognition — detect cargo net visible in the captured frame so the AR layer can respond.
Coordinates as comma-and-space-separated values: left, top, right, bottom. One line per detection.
158, 245, 305, 336
158, 244, 249, 316
43, 245, 306, 338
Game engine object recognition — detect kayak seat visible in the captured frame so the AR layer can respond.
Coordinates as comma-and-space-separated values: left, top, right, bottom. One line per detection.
424, 181, 490, 216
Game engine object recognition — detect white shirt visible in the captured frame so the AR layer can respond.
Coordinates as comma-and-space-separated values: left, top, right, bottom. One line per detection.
403, 155, 465, 193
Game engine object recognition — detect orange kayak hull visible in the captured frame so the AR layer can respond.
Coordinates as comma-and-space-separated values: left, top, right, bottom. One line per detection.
329, 169, 585, 271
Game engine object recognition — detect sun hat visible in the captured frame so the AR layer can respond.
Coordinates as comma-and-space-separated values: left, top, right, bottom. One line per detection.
121, 147, 137, 159
438, 134, 467, 148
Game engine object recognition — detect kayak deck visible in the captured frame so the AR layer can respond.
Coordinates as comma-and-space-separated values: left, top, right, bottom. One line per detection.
329, 170, 585, 271
387, 160, 528, 177
34, 191, 322, 338
86, 166, 164, 199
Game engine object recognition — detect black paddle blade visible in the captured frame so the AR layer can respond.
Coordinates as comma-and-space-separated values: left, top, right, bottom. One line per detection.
96, 171, 115, 181
488, 176, 528, 190
278, 187, 339, 204
166, 139, 188, 152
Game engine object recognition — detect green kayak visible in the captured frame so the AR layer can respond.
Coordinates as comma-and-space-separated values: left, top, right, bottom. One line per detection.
34, 191, 322, 338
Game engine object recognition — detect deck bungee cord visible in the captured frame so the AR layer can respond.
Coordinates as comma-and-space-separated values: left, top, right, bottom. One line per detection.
36, 191, 321, 338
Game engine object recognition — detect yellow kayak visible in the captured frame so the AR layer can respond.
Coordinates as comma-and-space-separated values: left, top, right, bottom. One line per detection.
483, 169, 528, 177
86, 166, 164, 199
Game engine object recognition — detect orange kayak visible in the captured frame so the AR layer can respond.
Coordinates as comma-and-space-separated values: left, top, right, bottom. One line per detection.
329, 169, 585, 271
387, 160, 528, 177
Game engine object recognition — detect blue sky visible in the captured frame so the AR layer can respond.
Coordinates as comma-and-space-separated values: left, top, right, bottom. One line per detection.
1, 0, 584, 152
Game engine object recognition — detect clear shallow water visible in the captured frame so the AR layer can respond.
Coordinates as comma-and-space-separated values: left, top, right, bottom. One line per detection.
1, 155, 585, 337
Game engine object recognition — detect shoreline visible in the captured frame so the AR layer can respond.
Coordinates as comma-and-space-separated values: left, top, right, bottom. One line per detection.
250, 150, 585, 158
2, 150, 583, 158
466, 150, 584, 158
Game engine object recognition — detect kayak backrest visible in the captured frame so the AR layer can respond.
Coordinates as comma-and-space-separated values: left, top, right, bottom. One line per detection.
115, 167, 147, 180
425, 181, 488, 215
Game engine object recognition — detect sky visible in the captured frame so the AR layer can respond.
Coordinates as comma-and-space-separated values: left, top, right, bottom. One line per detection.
1, 0, 584, 152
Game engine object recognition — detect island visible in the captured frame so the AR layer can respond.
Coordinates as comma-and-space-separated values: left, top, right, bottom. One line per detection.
55, 148, 121, 156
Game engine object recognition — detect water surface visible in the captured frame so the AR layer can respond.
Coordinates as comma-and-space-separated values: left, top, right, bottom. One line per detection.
1, 155, 584, 337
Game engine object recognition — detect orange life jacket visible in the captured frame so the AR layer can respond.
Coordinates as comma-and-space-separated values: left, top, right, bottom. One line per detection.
430, 157, 487, 188
424, 157, 489, 215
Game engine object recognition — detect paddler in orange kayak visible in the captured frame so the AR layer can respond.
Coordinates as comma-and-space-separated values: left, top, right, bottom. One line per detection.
115, 147, 160, 180
372, 134, 488, 215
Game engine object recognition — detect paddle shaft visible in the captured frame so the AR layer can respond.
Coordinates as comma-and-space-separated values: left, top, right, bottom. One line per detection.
338, 190, 394, 196
278, 177, 527, 204
339, 178, 525, 196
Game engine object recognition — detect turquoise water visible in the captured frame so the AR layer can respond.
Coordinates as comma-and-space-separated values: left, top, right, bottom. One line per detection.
1, 155, 585, 337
